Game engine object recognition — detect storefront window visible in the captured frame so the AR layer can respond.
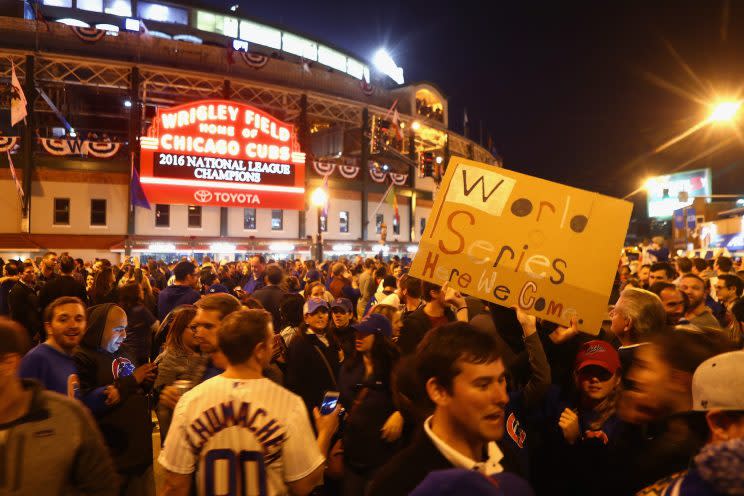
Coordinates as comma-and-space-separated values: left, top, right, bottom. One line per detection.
103, 0, 131, 17
376, 214, 384, 234
244, 208, 256, 230
318, 45, 347, 72
188, 205, 202, 228
155, 204, 170, 227
90, 199, 106, 226
44, 0, 72, 7
54, 198, 70, 225
240, 20, 281, 49
76, 0, 102, 12
195, 10, 238, 37
271, 210, 283, 231
339, 211, 349, 233
137, 1, 188, 24
282, 32, 317, 60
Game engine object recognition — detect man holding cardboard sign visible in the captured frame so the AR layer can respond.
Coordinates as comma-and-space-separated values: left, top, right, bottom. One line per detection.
409, 158, 632, 334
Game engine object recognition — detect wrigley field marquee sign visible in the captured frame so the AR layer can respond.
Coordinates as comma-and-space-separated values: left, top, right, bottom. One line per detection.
139, 99, 306, 209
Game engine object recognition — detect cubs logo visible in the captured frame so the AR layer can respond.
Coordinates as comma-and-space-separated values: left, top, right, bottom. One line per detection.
194, 189, 212, 202
111, 357, 135, 380
583, 429, 609, 445
506, 412, 527, 449
584, 344, 606, 354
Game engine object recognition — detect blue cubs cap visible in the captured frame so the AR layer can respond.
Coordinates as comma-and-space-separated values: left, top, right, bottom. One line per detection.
303, 297, 329, 315
207, 283, 230, 294
352, 313, 392, 338
410, 469, 535, 496
331, 298, 353, 313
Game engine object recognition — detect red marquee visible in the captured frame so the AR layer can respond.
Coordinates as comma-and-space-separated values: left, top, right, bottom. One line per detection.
139, 99, 306, 209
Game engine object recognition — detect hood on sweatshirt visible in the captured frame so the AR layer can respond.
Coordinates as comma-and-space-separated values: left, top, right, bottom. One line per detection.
82, 303, 122, 351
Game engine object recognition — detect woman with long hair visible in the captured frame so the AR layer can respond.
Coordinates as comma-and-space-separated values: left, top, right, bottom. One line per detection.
118, 283, 158, 366
152, 305, 205, 441
369, 304, 402, 341
338, 313, 402, 495
90, 266, 118, 305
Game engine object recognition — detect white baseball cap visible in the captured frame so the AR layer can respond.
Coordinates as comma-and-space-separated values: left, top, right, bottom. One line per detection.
692, 351, 744, 411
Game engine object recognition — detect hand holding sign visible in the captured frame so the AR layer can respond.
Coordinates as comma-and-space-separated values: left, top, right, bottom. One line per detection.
409, 158, 632, 334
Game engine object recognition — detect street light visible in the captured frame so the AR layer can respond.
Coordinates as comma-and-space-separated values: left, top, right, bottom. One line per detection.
708, 100, 741, 123
310, 187, 327, 260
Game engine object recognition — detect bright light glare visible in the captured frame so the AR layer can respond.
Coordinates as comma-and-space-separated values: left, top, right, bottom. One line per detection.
123, 100, 132, 108
709, 101, 741, 122
643, 177, 655, 191
310, 187, 327, 207
411, 121, 421, 130
372, 49, 404, 84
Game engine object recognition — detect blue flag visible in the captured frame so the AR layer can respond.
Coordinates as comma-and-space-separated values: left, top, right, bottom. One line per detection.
130, 164, 151, 209
673, 209, 685, 229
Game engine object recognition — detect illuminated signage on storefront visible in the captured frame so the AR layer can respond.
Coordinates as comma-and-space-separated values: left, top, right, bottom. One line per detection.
139, 99, 305, 209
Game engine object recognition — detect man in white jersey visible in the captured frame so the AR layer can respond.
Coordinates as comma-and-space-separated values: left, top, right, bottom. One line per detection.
159, 309, 339, 496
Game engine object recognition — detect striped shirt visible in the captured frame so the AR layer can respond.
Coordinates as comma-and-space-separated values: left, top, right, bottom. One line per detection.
159, 376, 324, 496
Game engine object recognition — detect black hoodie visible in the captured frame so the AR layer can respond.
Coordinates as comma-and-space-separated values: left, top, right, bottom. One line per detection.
74, 303, 153, 475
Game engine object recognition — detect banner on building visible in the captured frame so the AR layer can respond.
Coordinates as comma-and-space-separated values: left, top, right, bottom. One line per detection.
409, 158, 632, 334
0, 136, 19, 153
139, 99, 306, 209
39, 138, 121, 158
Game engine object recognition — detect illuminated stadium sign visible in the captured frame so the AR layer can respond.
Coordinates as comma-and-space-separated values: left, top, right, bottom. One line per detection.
140, 99, 305, 209
646, 168, 711, 219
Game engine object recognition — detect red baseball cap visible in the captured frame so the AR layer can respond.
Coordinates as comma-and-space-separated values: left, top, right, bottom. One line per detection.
575, 340, 621, 374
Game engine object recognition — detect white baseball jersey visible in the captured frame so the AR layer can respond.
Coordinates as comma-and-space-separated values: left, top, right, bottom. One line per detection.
159, 376, 324, 496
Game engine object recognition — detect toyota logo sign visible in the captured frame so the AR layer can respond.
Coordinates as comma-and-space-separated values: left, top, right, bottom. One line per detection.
194, 190, 212, 203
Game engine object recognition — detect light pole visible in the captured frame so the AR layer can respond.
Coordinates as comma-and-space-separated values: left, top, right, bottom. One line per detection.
310, 186, 327, 261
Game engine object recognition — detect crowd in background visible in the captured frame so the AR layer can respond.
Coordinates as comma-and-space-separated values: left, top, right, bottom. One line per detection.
0, 241, 743, 496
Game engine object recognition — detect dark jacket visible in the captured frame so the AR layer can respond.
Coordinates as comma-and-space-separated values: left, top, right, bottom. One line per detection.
39, 273, 89, 311
339, 361, 399, 472
74, 304, 153, 475
285, 331, 340, 415
156, 284, 200, 320
251, 285, 286, 330
369, 428, 522, 496
0, 278, 17, 315
8, 280, 43, 340
398, 306, 455, 355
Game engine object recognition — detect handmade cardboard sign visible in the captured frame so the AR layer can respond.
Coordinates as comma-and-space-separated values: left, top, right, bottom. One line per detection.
409, 158, 632, 334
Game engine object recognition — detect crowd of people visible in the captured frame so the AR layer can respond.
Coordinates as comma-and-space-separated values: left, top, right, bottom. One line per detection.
0, 245, 743, 496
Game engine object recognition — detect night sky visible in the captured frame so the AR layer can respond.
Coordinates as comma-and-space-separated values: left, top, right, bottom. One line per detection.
204, 0, 744, 207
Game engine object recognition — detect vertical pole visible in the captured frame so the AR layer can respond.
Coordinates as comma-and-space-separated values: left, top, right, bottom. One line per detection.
298, 94, 309, 240
360, 107, 370, 242
220, 80, 231, 238
316, 206, 323, 261
21, 55, 35, 228
126, 67, 140, 257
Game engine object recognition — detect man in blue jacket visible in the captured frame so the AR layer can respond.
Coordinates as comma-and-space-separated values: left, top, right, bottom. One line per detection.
157, 261, 200, 320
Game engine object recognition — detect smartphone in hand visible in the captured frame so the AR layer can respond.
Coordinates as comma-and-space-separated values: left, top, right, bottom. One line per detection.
320, 391, 340, 415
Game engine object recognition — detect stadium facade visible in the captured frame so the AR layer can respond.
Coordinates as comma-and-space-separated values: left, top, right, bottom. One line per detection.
0, 0, 498, 261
